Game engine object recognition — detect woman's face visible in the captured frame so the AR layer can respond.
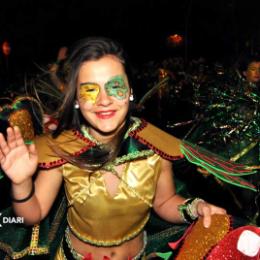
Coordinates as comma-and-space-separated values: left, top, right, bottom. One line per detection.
243, 61, 260, 83
76, 55, 130, 141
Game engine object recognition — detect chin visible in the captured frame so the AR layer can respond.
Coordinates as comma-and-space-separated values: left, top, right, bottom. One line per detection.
95, 123, 119, 134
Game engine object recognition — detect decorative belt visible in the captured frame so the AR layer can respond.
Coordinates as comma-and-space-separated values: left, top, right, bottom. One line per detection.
61, 226, 147, 259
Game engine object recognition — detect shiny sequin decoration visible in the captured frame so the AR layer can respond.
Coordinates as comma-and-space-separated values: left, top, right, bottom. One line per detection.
8, 109, 35, 141
176, 214, 231, 260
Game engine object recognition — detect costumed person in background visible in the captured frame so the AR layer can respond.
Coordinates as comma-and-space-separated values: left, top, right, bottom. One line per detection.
48, 46, 68, 93
29, 46, 69, 133
41, 46, 68, 134
0, 37, 228, 260
186, 53, 259, 225
236, 53, 260, 85
231, 53, 260, 224
43, 46, 68, 132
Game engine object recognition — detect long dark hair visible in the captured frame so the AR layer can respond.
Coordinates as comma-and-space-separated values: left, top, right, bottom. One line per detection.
52, 37, 133, 170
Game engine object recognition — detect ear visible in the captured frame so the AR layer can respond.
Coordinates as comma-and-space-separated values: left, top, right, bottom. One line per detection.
242, 71, 247, 77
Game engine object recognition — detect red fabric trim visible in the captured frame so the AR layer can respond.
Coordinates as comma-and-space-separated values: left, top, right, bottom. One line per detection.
71, 129, 96, 145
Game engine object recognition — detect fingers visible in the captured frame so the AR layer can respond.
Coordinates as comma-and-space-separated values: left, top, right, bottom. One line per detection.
211, 206, 227, 215
0, 133, 6, 162
0, 127, 25, 157
13, 126, 25, 146
28, 143, 37, 158
200, 205, 211, 228
0, 131, 10, 156
198, 203, 227, 228
7, 127, 17, 149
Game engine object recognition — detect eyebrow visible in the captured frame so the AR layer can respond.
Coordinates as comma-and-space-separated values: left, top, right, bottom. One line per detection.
106, 75, 125, 84
79, 75, 125, 87
79, 82, 99, 86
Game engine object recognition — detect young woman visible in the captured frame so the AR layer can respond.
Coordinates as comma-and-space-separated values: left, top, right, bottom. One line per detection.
0, 37, 226, 259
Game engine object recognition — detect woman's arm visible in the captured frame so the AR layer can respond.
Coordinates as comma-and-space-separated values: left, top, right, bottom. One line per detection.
153, 158, 226, 227
153, 158, 186, 223
12, 168, 63, 225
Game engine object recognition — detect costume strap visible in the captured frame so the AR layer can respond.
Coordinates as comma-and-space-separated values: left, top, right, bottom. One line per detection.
129, 120, 184, 160
35, 130, 96, 169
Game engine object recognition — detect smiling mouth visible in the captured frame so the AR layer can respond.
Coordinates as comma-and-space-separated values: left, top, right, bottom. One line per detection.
95, 110, 116, 119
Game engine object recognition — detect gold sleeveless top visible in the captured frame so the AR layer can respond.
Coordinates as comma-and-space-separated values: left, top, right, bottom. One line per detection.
34, 118, 183, 246
63, 153, 161, 246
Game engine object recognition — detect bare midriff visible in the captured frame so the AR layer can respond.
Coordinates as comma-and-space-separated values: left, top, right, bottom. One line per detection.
69, 230, 144, 259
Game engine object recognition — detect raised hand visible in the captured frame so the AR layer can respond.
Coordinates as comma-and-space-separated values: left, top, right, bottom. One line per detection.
0, 126, 38, 184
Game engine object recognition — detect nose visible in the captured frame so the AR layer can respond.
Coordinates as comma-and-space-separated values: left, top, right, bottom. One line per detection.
97, 89, 112, 106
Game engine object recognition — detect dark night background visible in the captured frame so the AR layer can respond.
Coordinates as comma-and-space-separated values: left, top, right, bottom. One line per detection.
0, 1, 260, 250
1, 0, 260, 72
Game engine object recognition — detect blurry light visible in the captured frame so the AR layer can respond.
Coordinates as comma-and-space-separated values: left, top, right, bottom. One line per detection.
167, 34, 183, 47
2, 41, 11, 56
159, 68, 168, 79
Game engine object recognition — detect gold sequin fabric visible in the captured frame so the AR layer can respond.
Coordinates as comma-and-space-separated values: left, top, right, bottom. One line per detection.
8, 109, 34, 141
176, 214, 231, 260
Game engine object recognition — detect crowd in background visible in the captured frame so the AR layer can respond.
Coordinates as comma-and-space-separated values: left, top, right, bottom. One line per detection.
0, 39, 259, 224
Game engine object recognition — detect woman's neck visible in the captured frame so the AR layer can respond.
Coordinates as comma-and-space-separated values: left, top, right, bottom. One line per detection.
86, 122, 127, 144
89, 129, 116, 144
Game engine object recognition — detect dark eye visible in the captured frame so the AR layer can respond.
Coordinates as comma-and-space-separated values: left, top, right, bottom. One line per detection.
86, 88, 97, 92
112, 85, 120, 89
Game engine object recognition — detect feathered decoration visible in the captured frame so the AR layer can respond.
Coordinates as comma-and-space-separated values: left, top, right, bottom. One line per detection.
138, 76, 170, 106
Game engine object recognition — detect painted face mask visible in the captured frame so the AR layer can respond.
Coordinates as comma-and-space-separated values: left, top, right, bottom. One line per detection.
104, 75, 129, 100
79, 75, 129, 104
79, 83, 100, 104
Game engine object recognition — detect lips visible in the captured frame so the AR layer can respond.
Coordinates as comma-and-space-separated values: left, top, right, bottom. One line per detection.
95, 110, 116, 119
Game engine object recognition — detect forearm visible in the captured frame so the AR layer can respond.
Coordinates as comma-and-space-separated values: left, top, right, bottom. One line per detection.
154, 194, 186, 223
11, 179, 42, 225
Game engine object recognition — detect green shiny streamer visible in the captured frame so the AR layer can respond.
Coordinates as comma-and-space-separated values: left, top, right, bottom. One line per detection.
180, 144, 257, 191
181, 144, 256, 176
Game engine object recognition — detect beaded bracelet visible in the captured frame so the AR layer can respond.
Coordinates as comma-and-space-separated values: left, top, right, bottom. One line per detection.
178, 197, 205, 223
11, 182, 35, 203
